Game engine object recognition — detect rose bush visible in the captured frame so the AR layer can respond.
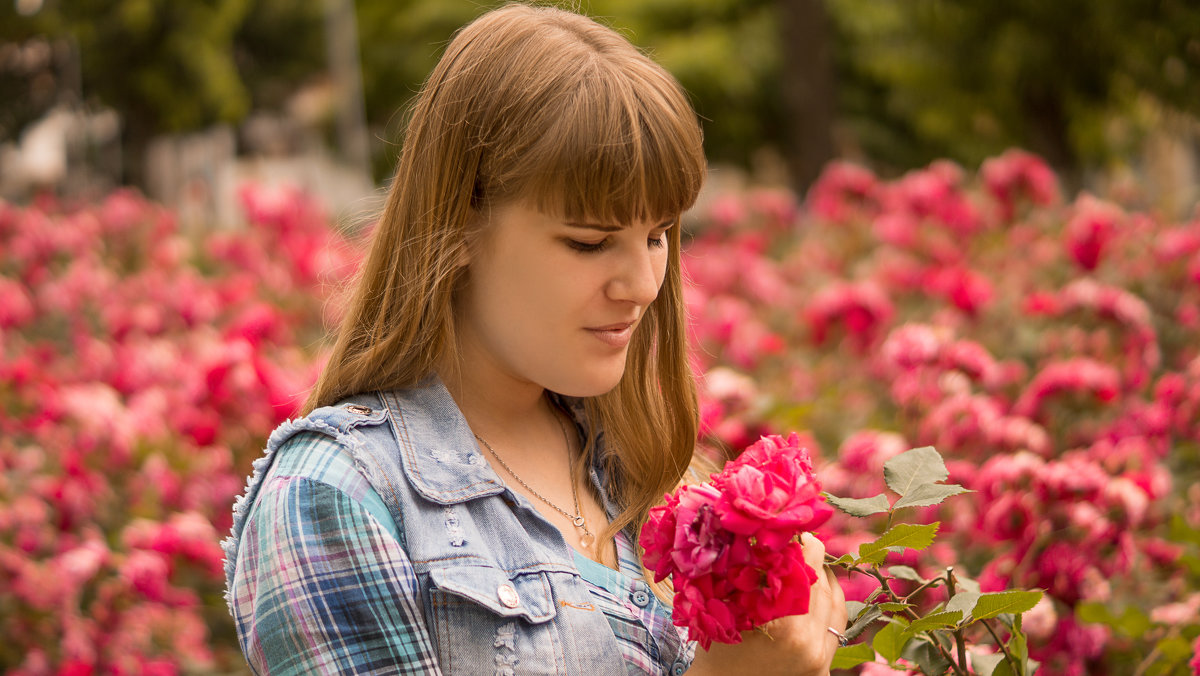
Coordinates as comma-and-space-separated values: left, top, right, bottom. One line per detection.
1, 147, 1198, 673
687, 150, 1200, 674
0, 185, 359, 674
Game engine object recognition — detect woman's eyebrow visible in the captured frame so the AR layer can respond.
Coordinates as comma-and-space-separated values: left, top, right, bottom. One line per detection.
565, 219, 675, 232
566, 222, 625, 232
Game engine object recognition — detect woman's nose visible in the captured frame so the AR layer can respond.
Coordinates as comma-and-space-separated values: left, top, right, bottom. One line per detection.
608, 248, 665, 306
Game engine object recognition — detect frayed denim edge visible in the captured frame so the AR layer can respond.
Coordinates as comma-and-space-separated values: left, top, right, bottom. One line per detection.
220, 415, 363, 615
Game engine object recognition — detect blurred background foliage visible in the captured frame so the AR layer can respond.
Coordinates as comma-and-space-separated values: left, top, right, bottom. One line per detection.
2, 0, 1199, 194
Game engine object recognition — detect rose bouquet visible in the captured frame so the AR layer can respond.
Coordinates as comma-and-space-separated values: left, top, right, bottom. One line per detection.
639, 433, 834, 649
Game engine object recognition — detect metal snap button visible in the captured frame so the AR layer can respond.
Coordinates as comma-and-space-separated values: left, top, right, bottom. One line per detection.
497, 583, 520, 609
345, 404, 373, 415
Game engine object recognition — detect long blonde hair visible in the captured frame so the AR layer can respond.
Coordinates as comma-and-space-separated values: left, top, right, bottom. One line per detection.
306, 2, 705, 564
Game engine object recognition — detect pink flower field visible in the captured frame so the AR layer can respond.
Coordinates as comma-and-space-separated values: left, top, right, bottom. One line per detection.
2, 151, 1198, 674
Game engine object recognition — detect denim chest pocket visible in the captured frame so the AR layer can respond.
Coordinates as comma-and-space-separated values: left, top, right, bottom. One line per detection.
428, 565, 564, 675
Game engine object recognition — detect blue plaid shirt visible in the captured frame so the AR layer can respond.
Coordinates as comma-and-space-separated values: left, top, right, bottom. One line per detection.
228, 428, 693, 674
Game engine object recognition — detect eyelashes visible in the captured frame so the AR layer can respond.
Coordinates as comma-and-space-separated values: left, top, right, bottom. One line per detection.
566, 233, 669, 254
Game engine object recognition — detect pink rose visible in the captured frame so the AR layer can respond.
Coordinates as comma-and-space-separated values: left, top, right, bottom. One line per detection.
731, 541, 818, 624
673, 577, 742, 650
670, 484, 731, 578
638, 431, 834, 649
641, 498, 679, 582
714, 434, 832, 545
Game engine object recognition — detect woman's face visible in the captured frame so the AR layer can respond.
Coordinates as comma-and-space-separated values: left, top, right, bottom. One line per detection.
456, 200, 674, 398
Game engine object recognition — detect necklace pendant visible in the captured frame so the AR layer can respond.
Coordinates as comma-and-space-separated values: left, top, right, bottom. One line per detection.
579, 529, 595, 548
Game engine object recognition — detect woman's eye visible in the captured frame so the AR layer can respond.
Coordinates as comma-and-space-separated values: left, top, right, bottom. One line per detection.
648, 232, 668, 249
567, 238, 610, 253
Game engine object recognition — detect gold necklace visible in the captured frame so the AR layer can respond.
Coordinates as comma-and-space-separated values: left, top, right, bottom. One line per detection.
473, 409, 596, 548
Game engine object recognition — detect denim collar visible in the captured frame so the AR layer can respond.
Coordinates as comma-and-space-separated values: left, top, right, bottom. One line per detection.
379, 376, 612, 512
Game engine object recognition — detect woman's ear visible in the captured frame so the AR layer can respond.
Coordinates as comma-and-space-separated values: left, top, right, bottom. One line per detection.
457, 207, 488, 268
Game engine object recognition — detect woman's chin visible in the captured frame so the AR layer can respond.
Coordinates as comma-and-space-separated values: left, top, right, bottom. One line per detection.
550, 368, 627, 399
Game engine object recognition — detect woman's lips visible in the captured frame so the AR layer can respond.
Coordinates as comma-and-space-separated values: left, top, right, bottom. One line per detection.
585, 322, 635, 348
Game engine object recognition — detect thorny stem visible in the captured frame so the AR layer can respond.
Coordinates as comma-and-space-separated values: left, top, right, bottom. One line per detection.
946, 568, 969, 672
863, 585, 886, 604
847, 564, 966, 676
827, 553, 887, 604
901, 576, 944, 603
826, 555, 985, 676
981, 620, 1019, 671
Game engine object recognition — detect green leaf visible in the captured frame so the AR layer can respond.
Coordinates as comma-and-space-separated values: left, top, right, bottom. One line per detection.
887, 565, 927, 583
830, 642, 876, 668
845, 600, 867, 619
971, 652, 1006, 676
830, 553, 856, 566
904, 639, 953, 675
1080, 600, 1142, 638
826, 493, 891, 517
845, 604, 884, 641
1113, 606, 1152, 637
1008, 614, 1030, 675
1169, 511, 1200, 546
859, 522, 940, 561
893, 483, 970, 510
1104, 607, 1152, 638
971, 590, 1043, 621
902, 610, 962, 638
857, 549, 888, 565
945, 590, 981, 625
872, 619, 909, 664
1075, 601, 1115, 626
1157, 635, 1194, 660
883, 446, 947, 496
877, 602, 914, 612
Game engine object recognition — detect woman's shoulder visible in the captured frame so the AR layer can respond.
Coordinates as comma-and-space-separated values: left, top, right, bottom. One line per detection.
223, 404, 404, 601
272, 395, 392, 447
247, 398, 403, 543
268, 430, 379, 504
258, 431, 399, 540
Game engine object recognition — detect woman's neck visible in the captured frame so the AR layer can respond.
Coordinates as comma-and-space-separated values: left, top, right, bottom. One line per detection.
451, 382, 548, 439
437, 356, 555, 450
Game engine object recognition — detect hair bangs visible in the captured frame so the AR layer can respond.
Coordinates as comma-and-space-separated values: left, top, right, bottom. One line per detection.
516, 63, 705, 226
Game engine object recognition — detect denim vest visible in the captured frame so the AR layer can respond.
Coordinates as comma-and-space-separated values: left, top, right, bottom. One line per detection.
223, 376, 691, 675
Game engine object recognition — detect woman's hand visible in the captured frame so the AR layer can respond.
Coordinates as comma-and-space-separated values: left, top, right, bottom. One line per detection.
686, 533, 848, 675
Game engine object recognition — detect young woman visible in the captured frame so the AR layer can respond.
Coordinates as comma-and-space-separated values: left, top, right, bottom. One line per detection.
223, 4, 847, 674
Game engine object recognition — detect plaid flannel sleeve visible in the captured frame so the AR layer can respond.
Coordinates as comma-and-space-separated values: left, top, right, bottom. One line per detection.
229, 433, 442, 675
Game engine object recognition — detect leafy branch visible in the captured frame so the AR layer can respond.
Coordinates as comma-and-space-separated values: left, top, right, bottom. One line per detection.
824, 447, 1044, 675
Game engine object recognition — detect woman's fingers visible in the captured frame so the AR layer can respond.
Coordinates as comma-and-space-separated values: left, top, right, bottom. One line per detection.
826, 566, 847, 624
801, 533, 848, 656
800, 532, 826, 572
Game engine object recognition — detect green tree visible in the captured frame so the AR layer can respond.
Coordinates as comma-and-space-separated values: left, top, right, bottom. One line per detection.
0, 0, 325, 185
2, 0, 251, 183
354, 0, 785, 181
828, 0, 1200, 181
6, 0, 1200, 193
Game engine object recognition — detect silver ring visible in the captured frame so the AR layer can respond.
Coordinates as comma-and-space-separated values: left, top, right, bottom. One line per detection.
826, 626, 848, 647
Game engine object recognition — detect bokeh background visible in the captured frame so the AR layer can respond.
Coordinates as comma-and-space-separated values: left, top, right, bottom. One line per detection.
2, 1, 1199, 674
